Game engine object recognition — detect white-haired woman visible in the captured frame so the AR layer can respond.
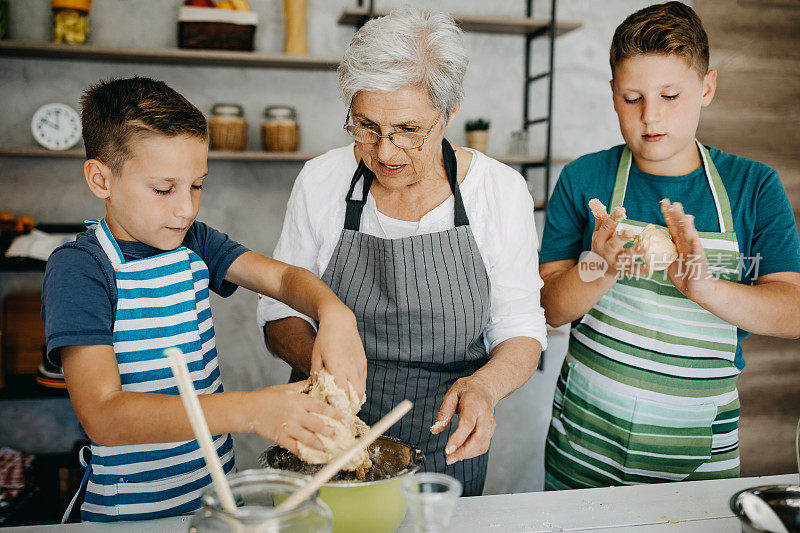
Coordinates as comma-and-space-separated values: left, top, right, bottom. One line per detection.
257, 8, 547, 495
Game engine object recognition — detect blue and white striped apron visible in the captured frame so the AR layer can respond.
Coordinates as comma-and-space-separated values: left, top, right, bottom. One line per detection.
77, 219, 234, 521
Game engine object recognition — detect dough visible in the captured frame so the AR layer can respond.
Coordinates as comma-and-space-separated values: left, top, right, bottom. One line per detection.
295, 369, 372, 478
588, 198, 676, 271
588, 198, 626, 221
635, 224, 678, 271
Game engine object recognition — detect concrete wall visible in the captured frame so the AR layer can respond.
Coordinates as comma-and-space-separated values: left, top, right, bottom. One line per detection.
0, 0, 657, 494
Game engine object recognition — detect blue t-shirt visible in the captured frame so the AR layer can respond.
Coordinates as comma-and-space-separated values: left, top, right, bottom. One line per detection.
540, 144, 800, 370
41, 220, 249, 366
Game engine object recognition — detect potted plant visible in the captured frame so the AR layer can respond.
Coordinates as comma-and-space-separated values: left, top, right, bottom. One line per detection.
465, 118, 490, 153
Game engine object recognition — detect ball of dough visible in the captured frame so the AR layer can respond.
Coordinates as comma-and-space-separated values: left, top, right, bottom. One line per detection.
635, 224, 678, 271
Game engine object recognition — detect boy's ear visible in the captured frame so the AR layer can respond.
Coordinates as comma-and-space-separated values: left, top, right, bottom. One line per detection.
701, 69, 717, 107
84, 159, 113, 200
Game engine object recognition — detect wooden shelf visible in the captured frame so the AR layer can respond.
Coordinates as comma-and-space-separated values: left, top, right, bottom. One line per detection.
338, 8, 581, 36
0, 148, 560, 210
208, 150, 321, 162
499, 154, 571, 166
0, 147, 85, 159
0, 41, 341, 70
0, 146, 569, 167
0, 147, 322, 162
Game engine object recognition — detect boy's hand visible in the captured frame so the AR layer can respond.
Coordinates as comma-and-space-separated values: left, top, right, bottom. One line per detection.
311, 305, 367, 401
587, 199, 649, 279
249, 382, 345, 456
661, 199, 717, 305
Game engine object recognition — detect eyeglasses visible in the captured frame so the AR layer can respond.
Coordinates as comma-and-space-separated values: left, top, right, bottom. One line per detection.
343, 107, 440, 150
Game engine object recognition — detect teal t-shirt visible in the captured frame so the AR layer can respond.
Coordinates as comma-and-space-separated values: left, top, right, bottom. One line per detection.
540, 143, 800, 370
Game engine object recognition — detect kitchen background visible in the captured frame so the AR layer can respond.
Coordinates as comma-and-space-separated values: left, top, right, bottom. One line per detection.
0, 0, 797, 516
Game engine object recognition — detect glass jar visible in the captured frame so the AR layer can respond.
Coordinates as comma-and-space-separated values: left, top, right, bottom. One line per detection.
508, 130, 530, 156
402, 472, 462, 533
190, 469, 332, 533
261, 106, 300, 152
51, 0, 91, 45
209, 103, 248, 152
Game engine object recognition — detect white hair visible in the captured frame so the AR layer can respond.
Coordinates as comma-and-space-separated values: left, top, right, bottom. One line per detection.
338, 8, 469, 122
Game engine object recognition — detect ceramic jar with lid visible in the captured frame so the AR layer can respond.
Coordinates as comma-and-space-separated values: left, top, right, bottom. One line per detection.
261, 106, 300, 152
209, 103, 247, 152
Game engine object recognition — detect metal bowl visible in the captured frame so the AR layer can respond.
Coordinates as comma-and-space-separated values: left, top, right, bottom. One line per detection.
730, 485, 800, 533
259, 436, 425, 533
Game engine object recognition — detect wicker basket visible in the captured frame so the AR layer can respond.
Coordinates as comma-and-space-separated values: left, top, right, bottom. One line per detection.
178, 6, 257, 51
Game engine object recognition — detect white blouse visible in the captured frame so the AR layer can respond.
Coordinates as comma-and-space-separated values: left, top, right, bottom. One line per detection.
256, 144, 548, 352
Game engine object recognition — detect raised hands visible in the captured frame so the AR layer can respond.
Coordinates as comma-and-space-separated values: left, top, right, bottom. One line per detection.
585, 198, 649, 280
661, 199, 716, 304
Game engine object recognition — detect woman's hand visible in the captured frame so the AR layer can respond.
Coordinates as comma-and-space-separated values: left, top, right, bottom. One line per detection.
431, 375, 498, 465
587, 199, 648, 279
661, 199, 717, 305
311, 304, 367, 400
248, 382, 344, 456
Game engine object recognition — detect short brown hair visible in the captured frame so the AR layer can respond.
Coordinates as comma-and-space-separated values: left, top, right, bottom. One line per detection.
80, 77, 208, 174
610, 1, 709, 78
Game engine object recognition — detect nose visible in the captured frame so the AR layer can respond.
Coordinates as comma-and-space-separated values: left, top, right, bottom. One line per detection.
172, 188, 194, 221
376, 135, 401, 162
642, 98, 661, 126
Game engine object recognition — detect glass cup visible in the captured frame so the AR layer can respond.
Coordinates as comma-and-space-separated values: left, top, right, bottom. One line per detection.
189, 469, 332, 533
401, 472, 462, 533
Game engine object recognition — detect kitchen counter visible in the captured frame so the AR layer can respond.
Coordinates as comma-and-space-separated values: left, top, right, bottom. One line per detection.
4, 474, 797, 532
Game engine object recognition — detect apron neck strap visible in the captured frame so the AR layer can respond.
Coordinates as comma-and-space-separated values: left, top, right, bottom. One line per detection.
91, 219, 126, 266
344, 138, 469, 231
696, 140, 734, 234
609, 146, 633, 211
609, 140, 734, 233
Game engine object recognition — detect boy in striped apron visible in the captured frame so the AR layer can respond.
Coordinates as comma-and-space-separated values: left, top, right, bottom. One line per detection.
41, 77, 365, 521
538, 2, 800, 489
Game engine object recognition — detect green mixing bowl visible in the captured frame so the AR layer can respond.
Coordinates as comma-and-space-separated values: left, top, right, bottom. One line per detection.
260, 436, 425, 533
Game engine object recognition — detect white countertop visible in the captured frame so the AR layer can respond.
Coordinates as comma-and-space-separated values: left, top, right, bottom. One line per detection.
4, 474, 797, 532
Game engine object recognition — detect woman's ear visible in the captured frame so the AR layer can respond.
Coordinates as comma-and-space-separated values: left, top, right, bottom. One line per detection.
446, 102, 461, 129
84, 159, 113, 200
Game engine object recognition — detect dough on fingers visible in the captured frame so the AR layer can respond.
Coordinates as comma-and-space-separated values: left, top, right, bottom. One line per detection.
589, 198, 626, 221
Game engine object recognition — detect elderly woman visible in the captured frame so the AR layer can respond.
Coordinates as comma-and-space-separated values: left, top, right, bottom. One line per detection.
257, 8, 547, 496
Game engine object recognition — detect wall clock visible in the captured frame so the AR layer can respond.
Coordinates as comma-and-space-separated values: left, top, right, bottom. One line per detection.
31, 103, 82, 151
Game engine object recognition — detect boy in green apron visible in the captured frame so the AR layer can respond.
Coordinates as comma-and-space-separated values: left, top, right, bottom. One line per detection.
539, 2, 800, 489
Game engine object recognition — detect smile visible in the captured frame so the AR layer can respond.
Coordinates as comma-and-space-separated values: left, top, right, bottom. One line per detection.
377, 161, 407, 174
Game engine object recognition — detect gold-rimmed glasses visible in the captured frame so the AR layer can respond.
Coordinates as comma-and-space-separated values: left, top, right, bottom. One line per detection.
343, 108, 440, 150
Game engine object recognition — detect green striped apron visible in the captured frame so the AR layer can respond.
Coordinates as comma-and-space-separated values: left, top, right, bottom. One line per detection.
544, 140, 742, 490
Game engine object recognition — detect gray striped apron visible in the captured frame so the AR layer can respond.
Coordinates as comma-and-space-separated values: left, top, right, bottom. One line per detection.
544, 140, 741, 490
290, 139, 491, 495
